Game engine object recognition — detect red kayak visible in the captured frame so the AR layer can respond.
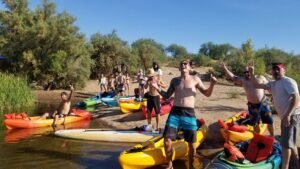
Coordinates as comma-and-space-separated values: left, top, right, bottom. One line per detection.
4, 109, 91, 129
142, 98, 174, 118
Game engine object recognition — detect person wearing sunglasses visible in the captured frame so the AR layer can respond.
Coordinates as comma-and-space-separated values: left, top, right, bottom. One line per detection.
249, 63, 300, 169
151, 59, 217, 169
220, 62, 274, 137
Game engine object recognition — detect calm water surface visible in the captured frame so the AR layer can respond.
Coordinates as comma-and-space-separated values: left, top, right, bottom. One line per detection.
0, 102, 214, 169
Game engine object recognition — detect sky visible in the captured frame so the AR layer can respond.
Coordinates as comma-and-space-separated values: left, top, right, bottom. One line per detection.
1, 0, 300, 54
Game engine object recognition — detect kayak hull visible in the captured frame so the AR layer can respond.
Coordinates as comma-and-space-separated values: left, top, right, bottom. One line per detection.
207, 141, 282, 169
4, 109, 91, 129
119, 124, 208, 169
119, 100, 146, 113
220, 112, 267, 144
55, 129, 160, 142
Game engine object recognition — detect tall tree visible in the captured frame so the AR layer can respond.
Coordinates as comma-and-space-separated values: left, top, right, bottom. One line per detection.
0, 0, 92, 88
166, 44, 188, 58
241, 39, 254, 64
132, 39, 167, 70
89, 31, 135, 77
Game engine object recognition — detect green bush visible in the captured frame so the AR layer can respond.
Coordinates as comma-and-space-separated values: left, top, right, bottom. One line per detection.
0, 73, 35, 114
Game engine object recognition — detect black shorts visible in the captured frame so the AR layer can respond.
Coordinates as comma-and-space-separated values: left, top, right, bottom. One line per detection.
146, 95, 161, 115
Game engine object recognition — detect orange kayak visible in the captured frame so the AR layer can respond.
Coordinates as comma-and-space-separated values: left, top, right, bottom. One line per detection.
4, 120, 90, 143
4, 109, 91, 130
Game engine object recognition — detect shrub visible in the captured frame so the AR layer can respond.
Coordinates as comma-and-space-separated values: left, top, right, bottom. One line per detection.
0, 73, 35, 114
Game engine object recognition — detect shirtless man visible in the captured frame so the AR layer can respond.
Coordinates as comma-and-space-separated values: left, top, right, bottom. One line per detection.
221, 62, 274, 136
116, 72, 126, 96
39, 85, 74, 126
144, 68, 167, 131
137, 69, 146, 98
249, 63, 300, 169
151, 59, 217, 169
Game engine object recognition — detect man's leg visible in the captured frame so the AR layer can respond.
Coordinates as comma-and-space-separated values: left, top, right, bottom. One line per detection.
267, 124, 274, 137
188, 142, 196, 169
282, 148, 292, 169
164, 138, 173, 169
155, 115, 160, 130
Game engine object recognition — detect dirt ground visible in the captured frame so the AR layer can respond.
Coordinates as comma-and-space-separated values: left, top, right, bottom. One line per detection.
33, 66, 282, 146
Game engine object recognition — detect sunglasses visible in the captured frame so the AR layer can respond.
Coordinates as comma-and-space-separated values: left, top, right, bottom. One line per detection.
180, 62, 189, 66
243, 71, 249, 74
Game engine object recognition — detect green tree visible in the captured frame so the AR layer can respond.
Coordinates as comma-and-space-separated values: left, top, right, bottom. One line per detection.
166, 44, 188, 58
132, 39, 167, 70
89, 31, 136, 77
199, 42, 235, 60
241, 39, 254, 63
0, 0, 92, 88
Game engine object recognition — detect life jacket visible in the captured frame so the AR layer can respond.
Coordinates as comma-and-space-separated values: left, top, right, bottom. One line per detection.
197, 118, 205, 129
245, 133, 274, 163
224, 143, 245, 163
218, 119, 248, 132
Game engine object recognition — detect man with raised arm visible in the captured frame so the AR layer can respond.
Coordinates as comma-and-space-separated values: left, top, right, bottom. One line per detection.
151, 59, 217, 169
221, 62, 274, 136
248, 63, 300, 169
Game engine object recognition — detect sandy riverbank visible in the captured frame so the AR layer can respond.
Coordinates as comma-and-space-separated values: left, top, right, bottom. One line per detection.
33, 66, 282, 147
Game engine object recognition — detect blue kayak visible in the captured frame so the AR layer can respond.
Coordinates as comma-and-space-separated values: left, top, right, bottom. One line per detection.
76, 91, 116, 107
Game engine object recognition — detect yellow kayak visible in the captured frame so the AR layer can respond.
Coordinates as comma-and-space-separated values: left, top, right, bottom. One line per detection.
119, 100, 146, 113
119, 123, 208, 169
219, 111, 267, 144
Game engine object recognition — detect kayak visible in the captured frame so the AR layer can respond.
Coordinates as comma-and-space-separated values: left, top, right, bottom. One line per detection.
206, 141, 281, 169
219, 111, 267, 144
119, 100, 146, 113
76, 91, 116, 107
118, 120, 208, 169
54, 128, 161, 142
101, 96, 135, 107
4, 120, 90, 143
142, 98, 174, 118
4, 109, 91, 130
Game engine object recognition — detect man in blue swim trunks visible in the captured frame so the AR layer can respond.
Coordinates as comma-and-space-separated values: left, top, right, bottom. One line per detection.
151, 59, 217, 169
221, 62, 274, 136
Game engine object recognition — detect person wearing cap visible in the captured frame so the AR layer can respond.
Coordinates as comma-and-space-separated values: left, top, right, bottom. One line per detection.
221, 62, 274, 136
151, 59, 217, 169
144, 68, 167, 131
249, 63, 300, 169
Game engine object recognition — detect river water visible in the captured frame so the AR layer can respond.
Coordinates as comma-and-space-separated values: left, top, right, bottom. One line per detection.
0, 102, 214, 169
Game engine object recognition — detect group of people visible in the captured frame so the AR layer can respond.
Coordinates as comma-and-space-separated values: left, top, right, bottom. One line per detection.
99, 72, 130, 96
40, 58, 299, 169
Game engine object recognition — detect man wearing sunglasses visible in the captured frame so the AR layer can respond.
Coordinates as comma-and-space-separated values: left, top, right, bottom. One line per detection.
249, 63, 300, 169
221, 62, 274, 137
151, 59, 217, 169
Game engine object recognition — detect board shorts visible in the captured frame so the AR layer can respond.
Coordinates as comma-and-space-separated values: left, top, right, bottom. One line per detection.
145, 95, 161, 115
48, 111, 66, 119
248, 99, 273, 125
281, 114, 300, 149
163, 106, 197, 143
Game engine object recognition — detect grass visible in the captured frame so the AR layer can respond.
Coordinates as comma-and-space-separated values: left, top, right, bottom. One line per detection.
0, 73, 35, 114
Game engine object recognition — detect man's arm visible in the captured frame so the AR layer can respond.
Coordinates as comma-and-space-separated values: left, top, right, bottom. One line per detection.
197, 74, 217, 97
248, 66, 269, 90
221, 62, 242, 85
68, 85, 74, 101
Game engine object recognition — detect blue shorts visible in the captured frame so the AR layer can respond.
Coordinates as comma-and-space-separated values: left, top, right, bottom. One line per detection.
248, 100, 273, 125
163, 106, 197, 143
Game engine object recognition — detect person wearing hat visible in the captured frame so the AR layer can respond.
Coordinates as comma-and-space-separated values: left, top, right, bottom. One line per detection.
151, 59, 217, 169
249, 63, 300, 169
144, 68, 166, 131
221, 62, 274, 137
